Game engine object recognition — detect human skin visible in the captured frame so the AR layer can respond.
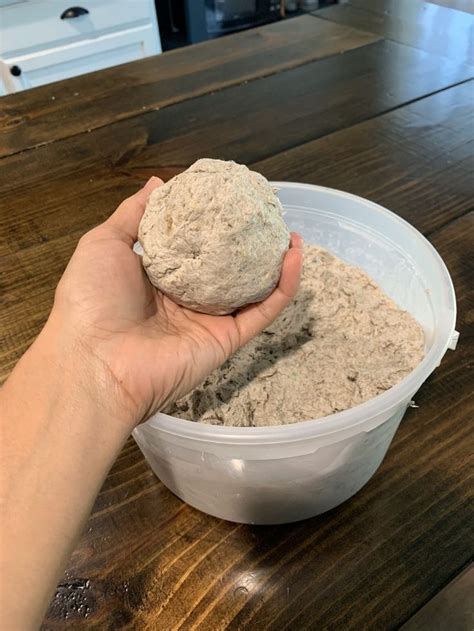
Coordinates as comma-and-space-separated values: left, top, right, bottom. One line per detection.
0, 177, 303, 629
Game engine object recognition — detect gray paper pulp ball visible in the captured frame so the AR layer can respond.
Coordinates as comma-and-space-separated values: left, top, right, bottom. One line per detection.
138, 159, 290, 315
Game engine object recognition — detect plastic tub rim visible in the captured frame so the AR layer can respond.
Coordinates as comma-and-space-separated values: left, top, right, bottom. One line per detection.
141, 183, 456, 445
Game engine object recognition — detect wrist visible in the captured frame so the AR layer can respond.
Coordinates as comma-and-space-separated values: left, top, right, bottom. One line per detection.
14, 311, 140, 437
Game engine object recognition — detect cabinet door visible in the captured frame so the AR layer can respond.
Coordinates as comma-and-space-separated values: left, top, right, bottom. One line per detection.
0, 0, 155, 57
3, 24, 158, 93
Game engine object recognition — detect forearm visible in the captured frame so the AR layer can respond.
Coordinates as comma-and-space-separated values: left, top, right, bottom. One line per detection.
0, 317, 133, 629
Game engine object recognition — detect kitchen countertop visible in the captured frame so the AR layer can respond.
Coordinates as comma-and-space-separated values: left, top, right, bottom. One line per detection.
1, 1, 473, 628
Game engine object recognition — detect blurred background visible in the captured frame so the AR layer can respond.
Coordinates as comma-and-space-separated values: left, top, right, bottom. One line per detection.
0, 0, 341, 94
157, 0, 339, 49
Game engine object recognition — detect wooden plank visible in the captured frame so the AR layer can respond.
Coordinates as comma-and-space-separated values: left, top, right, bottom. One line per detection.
0, 16, 379, 158
313, 0, 474, 63
3, 79, 471, 256
400, 565, 474, 630
1, 38, 472, 201
40, 215, 473, 629
0, 170, 134, 381
2, 81, 472, 381
253, 80, 474, 234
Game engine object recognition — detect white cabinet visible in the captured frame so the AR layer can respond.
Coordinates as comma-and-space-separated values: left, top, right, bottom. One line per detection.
0, 0, 161, 94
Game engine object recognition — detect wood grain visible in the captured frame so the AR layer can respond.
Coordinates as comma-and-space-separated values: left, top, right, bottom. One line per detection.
314, 0, 474, 63
1, 39, 472, 200
2, 81, 473, 383
39, 214, 473, 629
0, 15, 379, 158
0, 167, 141, 380
400, 564, 473, 630
2, 4, 472, 626
253, 80, 474, 234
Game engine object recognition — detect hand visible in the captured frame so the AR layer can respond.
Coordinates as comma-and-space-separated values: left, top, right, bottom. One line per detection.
51, 177, 303, 427
1, 179, 302, 627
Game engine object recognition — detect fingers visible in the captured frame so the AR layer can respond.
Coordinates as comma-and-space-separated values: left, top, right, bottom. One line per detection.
106, 176, 163, 243
235, 232, 304, 347
290, 232, 304, 249
278, 232, 304, 298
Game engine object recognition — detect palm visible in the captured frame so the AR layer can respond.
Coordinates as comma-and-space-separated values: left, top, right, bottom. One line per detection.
56, 178, 302, 423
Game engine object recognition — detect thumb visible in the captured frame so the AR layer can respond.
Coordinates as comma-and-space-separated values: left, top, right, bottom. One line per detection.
106, 176, 163, 243
234, 233, 304, 346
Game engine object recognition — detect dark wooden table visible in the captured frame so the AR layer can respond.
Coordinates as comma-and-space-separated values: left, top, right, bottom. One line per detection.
1, 1, 473, 628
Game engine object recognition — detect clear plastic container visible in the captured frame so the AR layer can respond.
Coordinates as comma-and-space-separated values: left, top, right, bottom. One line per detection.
133, 183, 457, 524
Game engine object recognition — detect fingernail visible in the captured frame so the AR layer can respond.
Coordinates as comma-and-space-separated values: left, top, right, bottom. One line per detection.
145, 176, 161, 187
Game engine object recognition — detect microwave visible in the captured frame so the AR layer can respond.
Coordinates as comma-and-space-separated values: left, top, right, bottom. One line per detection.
157, 0, 281, 47
204, 0, 281, 36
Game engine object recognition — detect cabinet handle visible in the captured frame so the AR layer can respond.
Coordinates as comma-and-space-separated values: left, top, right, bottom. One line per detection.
60, 6, 89, 19
10, 65, 22, 77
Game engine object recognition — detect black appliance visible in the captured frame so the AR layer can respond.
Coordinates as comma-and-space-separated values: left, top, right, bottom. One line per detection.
157, 0, 281, 49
